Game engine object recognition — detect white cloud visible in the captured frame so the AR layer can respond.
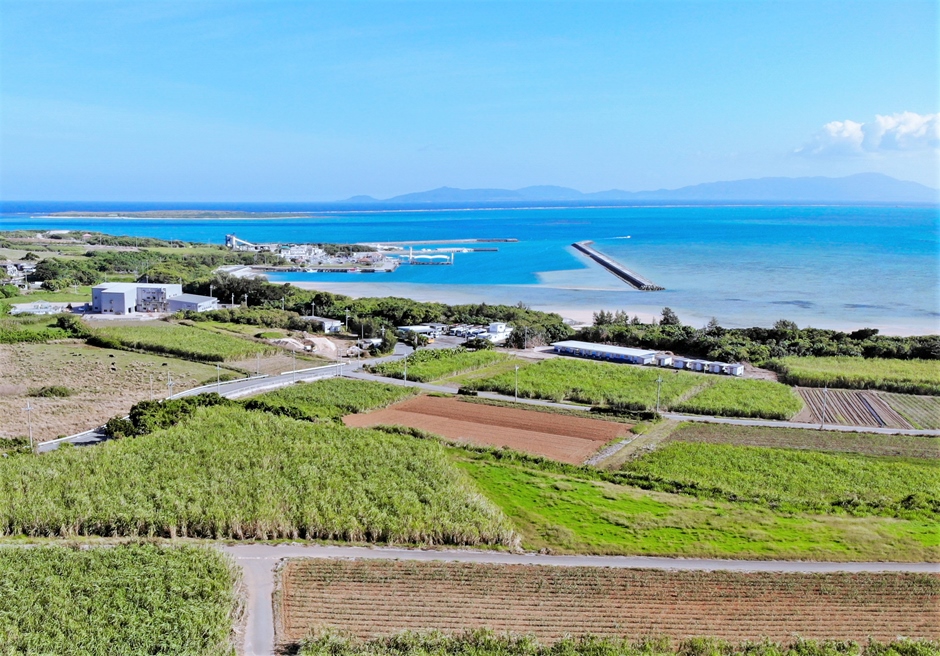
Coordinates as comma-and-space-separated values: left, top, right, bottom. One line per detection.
797, 111, 939, 156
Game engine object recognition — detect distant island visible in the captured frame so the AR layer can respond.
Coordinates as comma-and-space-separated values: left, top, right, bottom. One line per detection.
345, 173, 939, 205
44, 210, 317, 219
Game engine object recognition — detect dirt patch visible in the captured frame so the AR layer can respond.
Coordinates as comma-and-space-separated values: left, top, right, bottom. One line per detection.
344, 395, 628, 464
0, 343, 220, 441
276, 559, 940, 648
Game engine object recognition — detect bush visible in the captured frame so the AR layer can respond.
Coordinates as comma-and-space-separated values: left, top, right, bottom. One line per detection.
27, 385, 72, 398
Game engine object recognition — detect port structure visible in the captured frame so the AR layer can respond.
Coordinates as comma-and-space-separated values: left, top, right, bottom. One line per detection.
572, 240, 664, 291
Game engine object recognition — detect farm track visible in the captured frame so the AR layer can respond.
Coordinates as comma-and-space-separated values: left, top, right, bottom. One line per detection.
222, 544, 940, 656
276, 559, 940, 649
797, 387, 913, 429
344, 395, 626, 464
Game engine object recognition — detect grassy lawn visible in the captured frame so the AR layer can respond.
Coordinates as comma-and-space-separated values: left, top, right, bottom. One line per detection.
0, 544, 238, 656
455, 450, 939, 561
666, 421, 940, 459
620, 442, 939, 518
0, 342, 223, 441
0, 405, 512, 544
92, 320, 276, 362
772, 356, 940, 395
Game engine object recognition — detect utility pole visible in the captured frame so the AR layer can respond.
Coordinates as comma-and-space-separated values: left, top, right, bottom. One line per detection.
256, 352, 261, 376
403, 357, 408, 383
24, 401, 34, 453
514, 365, 520, 401
149, 374, 154, 401
167, 372, 175, 398
345, 310, 350, 332
209, 283, 214, 299
655, 376, 663, 414
231, 293, 235, 307
820, 386, 828, 430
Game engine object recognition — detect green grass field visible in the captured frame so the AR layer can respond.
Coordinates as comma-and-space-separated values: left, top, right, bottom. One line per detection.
245, 378, 418, 421
0, 405, 512, 544
0, 543, 238, 655
666, 421, 940, 459
454, 449, 939, 561
672, 378, 803, 420
771, 356, 940, 395
620, 441, 939, 518
464, 358, 706, 410
369, 348, 512, 383
92, 321, 276, 362
464, 357, 799, 419
881, 392, 940, 429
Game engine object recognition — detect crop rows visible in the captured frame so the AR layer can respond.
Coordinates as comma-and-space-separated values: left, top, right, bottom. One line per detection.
771, 356, 940, 395
276, 559, 940, 647
91, 321, 275, 362
666, 422, 939, 459
797, 387, 913, 429
880, 392, 940, 429
0, 405, 514, 544
0, 543, 238, 655
369, 348, 511, 382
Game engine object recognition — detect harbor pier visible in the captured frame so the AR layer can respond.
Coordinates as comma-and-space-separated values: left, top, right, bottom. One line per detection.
572, 241, 664, 291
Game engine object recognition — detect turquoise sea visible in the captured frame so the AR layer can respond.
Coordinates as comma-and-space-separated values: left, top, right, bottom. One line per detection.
2, 204, 937, 334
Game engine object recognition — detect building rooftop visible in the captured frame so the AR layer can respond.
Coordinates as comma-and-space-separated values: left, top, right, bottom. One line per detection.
551, 340, 657, 357
169, 293, 216, 304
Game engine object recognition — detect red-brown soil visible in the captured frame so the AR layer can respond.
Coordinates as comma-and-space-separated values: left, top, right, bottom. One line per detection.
276, 559, 940, 647
343, 396, 627, 464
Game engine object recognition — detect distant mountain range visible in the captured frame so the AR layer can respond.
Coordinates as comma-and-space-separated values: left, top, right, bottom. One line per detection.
344, 173, 938, 205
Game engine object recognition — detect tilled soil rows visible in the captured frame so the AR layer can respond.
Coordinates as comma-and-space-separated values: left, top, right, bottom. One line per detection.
795, 387, 913, 429
343, 396, 627, 464
276, 559, 940, 648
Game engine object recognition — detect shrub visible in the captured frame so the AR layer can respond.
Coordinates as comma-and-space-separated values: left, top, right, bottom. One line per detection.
27, 385, 72, 398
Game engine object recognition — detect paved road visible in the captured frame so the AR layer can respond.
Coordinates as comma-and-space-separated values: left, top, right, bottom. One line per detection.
221, 543, 940, 656
36, 363, 346, 452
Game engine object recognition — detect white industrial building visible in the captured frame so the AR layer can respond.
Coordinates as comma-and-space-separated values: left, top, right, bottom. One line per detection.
304, 315, 343, 333
551, 340, 744, 376
552, 340, 657, 365
167, 294, 219, 313
91, 283, 219, 315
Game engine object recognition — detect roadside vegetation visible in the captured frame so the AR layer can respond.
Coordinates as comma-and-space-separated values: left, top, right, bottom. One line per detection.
620, 442, 939, 519
90, 321, 276, 362
665, 422, 940, 459
0, 405, 514, 544
770, 356, 940, 395
454, 447, 938, 561
671, 378, 803, 420
0, 543, 239, 655
244, 378, 418, 422
368, 347, 512, 382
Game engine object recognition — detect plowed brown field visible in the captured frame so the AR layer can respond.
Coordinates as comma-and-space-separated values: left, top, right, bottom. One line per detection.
343, 396, 626, 463
275, 560, 940, 648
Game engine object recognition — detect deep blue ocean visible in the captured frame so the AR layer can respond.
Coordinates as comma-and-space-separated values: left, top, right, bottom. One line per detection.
2, 202, 937, 334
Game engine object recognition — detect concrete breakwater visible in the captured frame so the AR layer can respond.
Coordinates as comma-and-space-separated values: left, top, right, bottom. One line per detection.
572, 241, 664, 291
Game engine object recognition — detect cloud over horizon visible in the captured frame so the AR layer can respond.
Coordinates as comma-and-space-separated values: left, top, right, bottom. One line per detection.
797, 111, 940, 157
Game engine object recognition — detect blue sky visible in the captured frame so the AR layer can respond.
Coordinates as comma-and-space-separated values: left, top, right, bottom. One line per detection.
1, 1, 937, 201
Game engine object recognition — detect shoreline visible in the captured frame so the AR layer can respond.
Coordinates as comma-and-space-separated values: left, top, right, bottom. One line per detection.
280, 280, 938, 337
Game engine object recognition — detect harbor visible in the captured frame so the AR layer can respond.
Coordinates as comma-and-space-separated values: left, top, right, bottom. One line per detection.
572, 240, 664, 291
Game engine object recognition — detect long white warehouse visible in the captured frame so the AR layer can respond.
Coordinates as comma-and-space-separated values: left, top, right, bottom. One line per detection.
551, 340, 744, 376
